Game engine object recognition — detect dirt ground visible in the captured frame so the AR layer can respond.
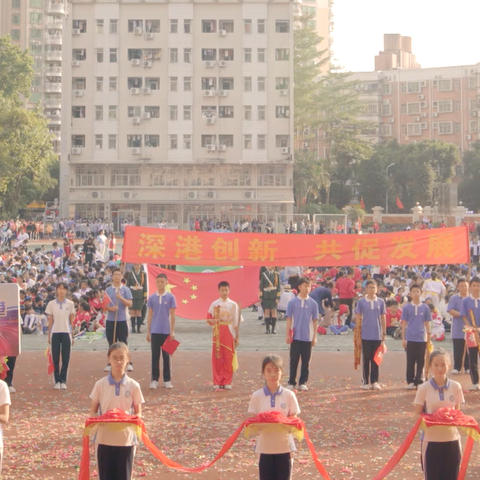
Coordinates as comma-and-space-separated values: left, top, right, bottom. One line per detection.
3, 349, 480, 480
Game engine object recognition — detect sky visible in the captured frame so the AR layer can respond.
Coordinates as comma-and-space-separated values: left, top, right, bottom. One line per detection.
332, 0, 480, 72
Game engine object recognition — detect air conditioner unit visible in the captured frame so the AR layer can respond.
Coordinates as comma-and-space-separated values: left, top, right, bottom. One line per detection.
466, 135, 472, 140
218, 144, 227, 152
142, 112, 151, 119
132, 148, 141, 154
187, 191, 198, 199
203, 90, 215, 97
418, 94, 425, 100
218, 29, 227, 36
219, 61, 227, 68
143, 61, 152, 68
420, 81, 427, 87
415, 117, 420, 122
432, 101, 438, 108
145, 33, 154, 40
421, 112, 428, 117
133, 117, 141, 124
207, 118, 215, 125
206, 191, 217, 199
72, 28, 81, 35
217, 90, 227, 97
131, 59, 141, 66
134, 27, 143, 35
123, 191, 133, 199
206, 144, 216, 152
433, 112, 439, 117
389, 118, 395, 123
74, 90, 83, 97
131, 88, 140, 94
71, 147, 82, 155
72, 60, 80, 67
91, 191, 102, 199
142, 87, 151, 95
280, 90, 288, 96
205, 61, 216, 68
244, 191, 255, 199
281, 147, 290, 154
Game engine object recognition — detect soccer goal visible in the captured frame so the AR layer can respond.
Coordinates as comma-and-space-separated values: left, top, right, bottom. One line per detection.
274, 214, 311, 234
313, 214, 348, 234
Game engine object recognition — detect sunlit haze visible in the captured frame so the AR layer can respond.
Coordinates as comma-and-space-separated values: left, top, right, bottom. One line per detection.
333, 0, 480, 72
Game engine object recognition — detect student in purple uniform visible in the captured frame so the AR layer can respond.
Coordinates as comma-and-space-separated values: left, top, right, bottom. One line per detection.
459, 277, 480, 391
146, 273, 177, 390
401, 284, 432, 390
285, 277, 318, 391
354, 280, 386, 390
446, 278, 469, 374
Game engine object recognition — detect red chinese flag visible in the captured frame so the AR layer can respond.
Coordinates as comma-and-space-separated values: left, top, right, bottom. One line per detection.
146, 266, 260, 320
101, 291, 114, 310
396, 196, 404, 210
360, 197, 365, 210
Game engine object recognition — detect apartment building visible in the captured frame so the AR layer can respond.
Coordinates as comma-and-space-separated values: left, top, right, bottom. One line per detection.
60, 0, 295, 229
0, 0, 66, 154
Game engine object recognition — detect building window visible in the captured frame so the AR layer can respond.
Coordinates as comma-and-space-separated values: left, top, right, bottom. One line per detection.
30, 28, 42, 39
184, 48, 192, 63
258, 77, 266, 92
169, 106, 178, 121
407, 123, 421, 136
202, 20, 217, 33
257, 134, 266, 149
276, 78, 290, 90
109, 48, 117, 63
221, 166, 251, 187
381, 103, 391, 115
219, 106, 234, 118
72, 135, 85, 147
184, 77, 192, 91
243, 135, 252, 149
183, 134, 192, 149
145, 106, 159, 118
454, 122, 461, 132
276, 135, 289, 148
201, 135, 216, 148
407, 103, 420, 115
380, 124, 392, 137
276, 106, 290, 118
170, 77, 178, 91
257, 19, 265, 34
108, 134, 117, 149
244, 77, 252, 92
454, 79, 461, 90
469, 120, 478, 133
438, 100, 453, 113
401, 104, 407, 114
407, 82, 420, 94
258, 106, 266, 120
128, 20, 143, 33
75, 165, 105, 186
201, 48, 216, 61
12, 14, 20, 25
184, 166, 216, 186
96, 48, 104, 63
244, 19, 252, 34
10, 30, 20, 41
258, 166, 287, 186
218, 135, 233, 147
184, 106, 192, 120
111, 167, 141, 187
275, 49, 289, 61
30, 0, 42, 7
219, 20, 234, 32
219, 49, 234, 61
73, 77, 86, 90
438, 79, 452, 92
150, 167, 179, 187
455, 101, 461, 111
170, 19, 178, 33
109, 77, 117, 92
128, 106, 142, 118
72, 106, 86, 118
145, 135, 159, 147
202, 106, 217, 118
145, 77, 159, 90
96, 77, 103, 91
96, 19, 104, 34
438, 122, 453, 134
275, 20, 289, 33
12, 0, 21, 8
95, 106, 103, 121
95, 135, 103, 149
30, 12, 42, 24
382, 83, 391, 95
127, 135, 142, 148
244, 48, 252, 63
258, 48, 266, 63
109, 106, 117, 120
244, 106, 252, 120
73, 20, 87, 33
110, 19, 118, 34
184, 19, 192, 34
169, 135, 178, 149
219, 78, 234, 90
128, 77, 142, 89
169, 49, 178, 63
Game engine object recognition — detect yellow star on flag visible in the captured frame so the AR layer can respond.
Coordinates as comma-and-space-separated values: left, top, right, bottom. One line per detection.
165, 283, 177, 294
182, 299, 189, 304
183, 278, 191, 284
190, 294, 198, 300
191, 285, 198, 291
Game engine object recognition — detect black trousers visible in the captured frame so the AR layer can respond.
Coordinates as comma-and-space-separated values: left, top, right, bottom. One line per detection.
452, 338, 469, 371
259, 453, 292, 480
51, 332, 71, 384
468, 347, 479, 385
106, 321, 129, 346
406, 341, 426, 385
423, 440, 461, 480
289, 340, 312, 386
339, 298, 353, 326
362, 339, 381, 384
97, 444, 135, 480
151, 333, 171, 382
5, 356, 16, 387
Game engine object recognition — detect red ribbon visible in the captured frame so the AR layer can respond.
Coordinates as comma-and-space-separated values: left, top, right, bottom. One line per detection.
78, 409, 331, 480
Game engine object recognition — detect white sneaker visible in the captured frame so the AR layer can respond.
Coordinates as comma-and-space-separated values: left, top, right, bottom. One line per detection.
53, 382, 61, 390
286, 384, 294, 390
298, 384, 309, 391
60, 383, 67, 390
372, 382, 382, 390
127, 363, 134, 372
8, 386, 16, 394
104, 364, 111, 372
223, 384, 232, 390
361, 384, 371, 390
164, 381, 173, 389
468, 384, 479, 391
149, 381, 158, 390
452, 369, 459, 374
407, 383, 416, 390
465, 369, 471, 374
213, 385, 220, 390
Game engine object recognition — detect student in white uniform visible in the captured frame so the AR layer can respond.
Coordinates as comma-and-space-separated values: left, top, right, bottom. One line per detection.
0, 379, 11, 476
248, 354, 300, 480
413, 348, 464, 480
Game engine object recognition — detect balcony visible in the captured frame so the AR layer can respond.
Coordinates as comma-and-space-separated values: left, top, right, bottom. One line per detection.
45, 35, 63, 46
49, 130, 61, 141
45, 67, 62, 76
44, 98, 61, 109
45, 51, 62, 62
44, 82, 62, 93
45, 17, 63, 27
46, 2, 65, 15
46, 114, 61, 126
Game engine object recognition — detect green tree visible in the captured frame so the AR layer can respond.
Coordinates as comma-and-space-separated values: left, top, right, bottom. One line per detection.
459, 141, 480, 211
0, 36, 34, 103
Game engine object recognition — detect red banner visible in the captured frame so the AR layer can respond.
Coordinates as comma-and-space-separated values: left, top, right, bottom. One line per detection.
146, 266, 260, 320
123, 226, 470, 267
